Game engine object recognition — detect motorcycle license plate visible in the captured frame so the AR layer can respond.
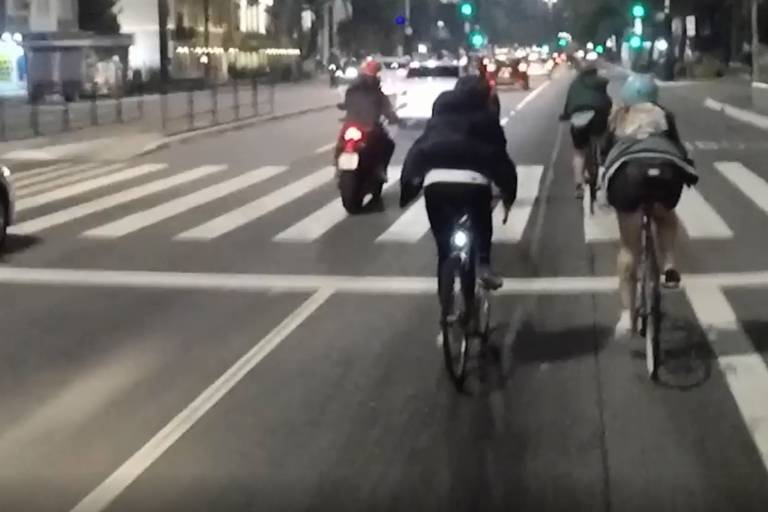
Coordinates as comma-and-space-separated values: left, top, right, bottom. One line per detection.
337, 152, 360, 171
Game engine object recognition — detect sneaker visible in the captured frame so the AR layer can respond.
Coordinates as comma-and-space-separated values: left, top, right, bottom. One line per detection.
478, 266, 503, 291
663, 268, 681, 289
614, 309, 634, 340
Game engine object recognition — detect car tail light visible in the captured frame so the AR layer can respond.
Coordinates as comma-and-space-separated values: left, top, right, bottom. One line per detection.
343, 126, 364, 142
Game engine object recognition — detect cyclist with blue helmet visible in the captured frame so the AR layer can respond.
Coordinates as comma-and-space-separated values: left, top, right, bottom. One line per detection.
602, 73, 698, 338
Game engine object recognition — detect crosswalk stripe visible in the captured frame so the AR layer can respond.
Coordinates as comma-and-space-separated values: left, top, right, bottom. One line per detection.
17, 163, 125, 197
583, 193, 619, 242
9, 162, 68, 183
13, 162, 99, 188
715, 161, 768, 216
11, 166, 226, 234
176, 167, 334, 240
275, 166, 402, 242
82, 166, 286, 238
676, 187, 733, 239
493, 165, 545, 242
17, 164, 168, 212
375, 196, 429, 242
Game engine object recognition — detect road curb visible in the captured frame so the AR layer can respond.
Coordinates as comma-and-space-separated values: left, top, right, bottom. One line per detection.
703, 97, 768, 131
139, 103, 338, 156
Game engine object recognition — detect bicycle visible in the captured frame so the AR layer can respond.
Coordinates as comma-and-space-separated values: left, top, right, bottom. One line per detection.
563, 110, 601, 214
635, 184, 663, 381
584, 133, 603, 214
439, 207, 509, 391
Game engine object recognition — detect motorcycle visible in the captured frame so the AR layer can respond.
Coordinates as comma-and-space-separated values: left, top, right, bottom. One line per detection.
334, 106, 388, 214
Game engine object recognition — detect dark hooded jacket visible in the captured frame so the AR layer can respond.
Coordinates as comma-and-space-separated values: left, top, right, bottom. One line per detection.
562, 68, 612, 119
399, 86, 517, 207
343, 75, 397, 128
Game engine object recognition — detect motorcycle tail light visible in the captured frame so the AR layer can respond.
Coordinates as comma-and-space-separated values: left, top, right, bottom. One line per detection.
343, 126, 364, 142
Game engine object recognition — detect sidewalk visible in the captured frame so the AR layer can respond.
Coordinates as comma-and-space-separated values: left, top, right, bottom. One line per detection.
0, 78, 342, 163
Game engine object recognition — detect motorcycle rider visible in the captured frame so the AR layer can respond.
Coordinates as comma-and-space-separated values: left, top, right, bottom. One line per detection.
400, 76, 517, 290
600, 73, 698, 337
561, 60, 613, 198
338, 59, 398, 181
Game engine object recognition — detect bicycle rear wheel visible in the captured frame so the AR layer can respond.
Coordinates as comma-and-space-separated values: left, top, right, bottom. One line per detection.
440, 256, 471, 390
642, 225, 662, 380
587, 141, 599, 214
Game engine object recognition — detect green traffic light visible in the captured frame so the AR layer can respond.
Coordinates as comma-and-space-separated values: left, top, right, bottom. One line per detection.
596, 44, 605, 54
460, 2, 474, 17
558, 38, 568, 47
629, 35, 642, 49
632, 4, 645, 18
470, 32, 485, 48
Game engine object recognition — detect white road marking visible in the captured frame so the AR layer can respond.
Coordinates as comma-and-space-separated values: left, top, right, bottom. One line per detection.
493, 165, 544, 242
9, 162, 66, 182
313, 142, 337, 154
11, 166, 226, 234
715, 161, 768, 216
68, 289, 333, 512
686, 284, 768, 473
5, 267, 768, 294
375, 196, 429, 243
17, 164, 168, 211
704, 97, 768, 130
676, 187, 733, 239
275, 166, 402, 242
13, 163, 96, 188
176, 166, 334, 240
514, 81, 551, 112
17, 163, 125, 197
694, 140, 719, 150
583, 193, 620, 242
82, 166, 286, 239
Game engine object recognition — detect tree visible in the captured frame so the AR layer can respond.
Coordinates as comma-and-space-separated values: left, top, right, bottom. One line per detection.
79, 0, 121, 34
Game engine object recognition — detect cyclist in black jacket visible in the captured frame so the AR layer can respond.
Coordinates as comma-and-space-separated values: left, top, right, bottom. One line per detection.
400, 76, 517, 289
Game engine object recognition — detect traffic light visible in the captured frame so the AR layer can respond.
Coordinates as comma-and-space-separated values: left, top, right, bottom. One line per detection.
395, 15, 406, 26
631, 4, 646, 18
629, 34, 643, 49
470, 31, 486, 49
595, 44, 605, 54
459, 2, 475, 17
558, 38, 568, 47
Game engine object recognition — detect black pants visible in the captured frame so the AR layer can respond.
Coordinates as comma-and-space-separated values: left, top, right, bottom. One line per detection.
367, 127, 395, 172
425, 183, 493, 276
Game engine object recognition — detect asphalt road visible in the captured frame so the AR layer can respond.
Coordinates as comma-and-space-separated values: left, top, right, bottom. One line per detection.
2, 67, 768, 512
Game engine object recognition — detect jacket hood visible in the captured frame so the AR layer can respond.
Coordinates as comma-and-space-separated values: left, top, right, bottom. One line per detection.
432, 89, 487, 117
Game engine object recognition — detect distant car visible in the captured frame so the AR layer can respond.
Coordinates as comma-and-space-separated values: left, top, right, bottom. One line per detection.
525, 52, 555, 76
395, 61, 462, 120
494, 58, 530, 90
0, 165, 15, 249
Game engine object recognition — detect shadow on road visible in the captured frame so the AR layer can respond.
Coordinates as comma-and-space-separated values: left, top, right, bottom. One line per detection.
630, 315, 713, 390
0, 234, 41, 259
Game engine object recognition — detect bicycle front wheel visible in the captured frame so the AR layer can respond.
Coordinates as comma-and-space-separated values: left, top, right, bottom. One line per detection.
439, 256, 470, 390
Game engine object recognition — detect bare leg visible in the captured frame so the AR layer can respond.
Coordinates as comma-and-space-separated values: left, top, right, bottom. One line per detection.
617, 210, 643, 335
573, 149, 586, 189
651, 205, 679, 272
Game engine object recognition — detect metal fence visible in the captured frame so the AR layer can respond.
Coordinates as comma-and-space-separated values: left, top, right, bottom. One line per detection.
160, 79, 276, 136
0, 79, 276, 142
0, 94, 146, 141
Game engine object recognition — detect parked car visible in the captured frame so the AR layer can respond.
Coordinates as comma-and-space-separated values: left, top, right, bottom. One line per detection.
0, 165, 15, 249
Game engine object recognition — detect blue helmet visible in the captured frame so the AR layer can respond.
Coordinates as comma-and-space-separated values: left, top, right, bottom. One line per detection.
620, 73, 658, 105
